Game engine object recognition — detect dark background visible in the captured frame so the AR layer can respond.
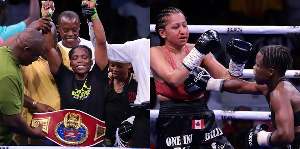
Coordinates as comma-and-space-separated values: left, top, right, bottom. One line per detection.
4, 0, 149, 44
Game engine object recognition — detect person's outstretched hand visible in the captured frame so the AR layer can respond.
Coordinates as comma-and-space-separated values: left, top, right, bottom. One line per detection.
28, 17, 52, 33
35, 102, 55, 113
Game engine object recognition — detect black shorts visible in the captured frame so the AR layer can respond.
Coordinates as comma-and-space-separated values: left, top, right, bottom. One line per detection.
290, 132, 300, 149
131, 108, 150, 148
156, 100, 233, 149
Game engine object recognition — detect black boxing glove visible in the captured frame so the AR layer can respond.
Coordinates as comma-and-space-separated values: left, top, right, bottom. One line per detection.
182, 30, 221, 71
195, 29, 222, 54
246, 124, 273, 149
226, 38, 253, 77
184, 67, 226, 94
81, 3, 96, 22
114, 116, 134, 147
226, 38, 253, 64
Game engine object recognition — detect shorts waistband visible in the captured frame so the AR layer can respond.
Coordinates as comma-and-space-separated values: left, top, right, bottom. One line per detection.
159, 99, 211, 116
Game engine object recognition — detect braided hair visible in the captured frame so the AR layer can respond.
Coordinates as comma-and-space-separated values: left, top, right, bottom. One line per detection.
155, 7, 185, 46
69, 45, 93, 60
259, 45, 293, 75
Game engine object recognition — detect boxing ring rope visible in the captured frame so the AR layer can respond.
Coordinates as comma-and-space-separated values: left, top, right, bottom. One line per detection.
150, 24, 300, 34
150, 110, 271, 120
150, 24, 300, 121
150, 69, 300, 120
150, 24, 300, 78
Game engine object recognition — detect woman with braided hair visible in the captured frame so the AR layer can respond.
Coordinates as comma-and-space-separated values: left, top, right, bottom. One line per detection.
204, 45, 300, 148
150, 7, 247, 149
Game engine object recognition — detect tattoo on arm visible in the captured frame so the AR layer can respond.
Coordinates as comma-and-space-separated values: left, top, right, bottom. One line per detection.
178, 65, 184, 70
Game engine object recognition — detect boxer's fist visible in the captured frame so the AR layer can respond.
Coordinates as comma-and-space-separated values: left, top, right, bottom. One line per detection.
226, 38, 253, 77
226, 38, 253, 64
184, 67, 211, 94
195, 30, 221, 54
41, 1, 55, 18
246, 124, 269, 149
82, 0, 98, 21
83, 0, 97, 8
81, 3, 96, 21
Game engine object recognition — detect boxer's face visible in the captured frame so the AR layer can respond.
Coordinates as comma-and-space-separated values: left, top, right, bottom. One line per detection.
160, 13, 189, 47
70, 47, 92, 75
253, 52, 270, 85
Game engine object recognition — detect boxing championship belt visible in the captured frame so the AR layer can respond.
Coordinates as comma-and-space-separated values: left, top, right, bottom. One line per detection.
30, 109, 105, 147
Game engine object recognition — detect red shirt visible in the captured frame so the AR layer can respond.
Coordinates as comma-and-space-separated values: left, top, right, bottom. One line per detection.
155, 45, 204, 100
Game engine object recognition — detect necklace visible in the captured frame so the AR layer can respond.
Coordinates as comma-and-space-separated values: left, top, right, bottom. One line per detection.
117, 83, 125, 91
114, 81, 125, 92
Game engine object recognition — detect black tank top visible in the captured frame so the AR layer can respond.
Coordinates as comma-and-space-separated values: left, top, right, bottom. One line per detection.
266, 77, 300, 129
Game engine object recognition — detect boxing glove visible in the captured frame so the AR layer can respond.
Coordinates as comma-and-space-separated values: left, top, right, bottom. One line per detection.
246, 124, 273, 149
182, 30, 221, 71
226, 38, 253, 77
184, 67, 226, 94
82, 0, 98, 22
195, 29, 222, 54
114, 116, 135, 147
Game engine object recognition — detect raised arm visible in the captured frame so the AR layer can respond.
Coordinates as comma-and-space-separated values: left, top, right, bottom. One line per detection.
151, 30, 221, 87
39, 1, 61, 74
43, 22, 62, 75
0, 0, 41, 42
82, 0, 107, 70
0, 17, 52, 47
23, 0, 40, 27
92, 15, 107, 70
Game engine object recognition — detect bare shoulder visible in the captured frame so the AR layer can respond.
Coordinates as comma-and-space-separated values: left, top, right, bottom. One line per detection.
150, 46, 161, 51
150, 46, 164, 55
279, 81, 300, 96
271, 82, 295, 101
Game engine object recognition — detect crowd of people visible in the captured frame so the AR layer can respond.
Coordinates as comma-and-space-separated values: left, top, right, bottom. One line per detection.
0, 0, 149, 148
